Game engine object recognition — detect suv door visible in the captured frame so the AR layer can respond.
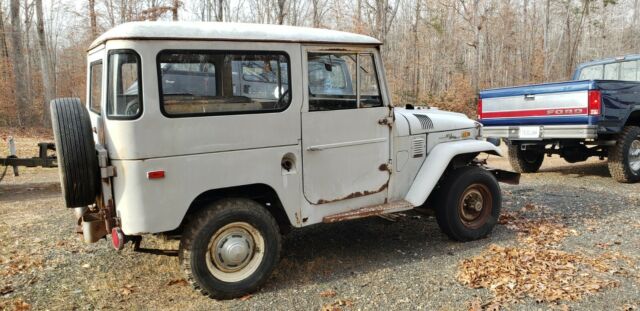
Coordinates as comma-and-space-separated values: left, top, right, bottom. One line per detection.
301, 48, 391, 205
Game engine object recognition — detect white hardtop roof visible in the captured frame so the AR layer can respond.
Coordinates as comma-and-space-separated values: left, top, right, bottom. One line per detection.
89, 21, 381, 49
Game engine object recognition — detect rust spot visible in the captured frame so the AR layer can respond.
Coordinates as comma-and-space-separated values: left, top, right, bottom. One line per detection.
315, 181, 388, 205
379, 163, 391, 172
323, 200, 413, 223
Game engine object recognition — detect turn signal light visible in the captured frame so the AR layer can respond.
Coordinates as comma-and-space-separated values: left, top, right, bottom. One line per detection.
477, 98, 483, 119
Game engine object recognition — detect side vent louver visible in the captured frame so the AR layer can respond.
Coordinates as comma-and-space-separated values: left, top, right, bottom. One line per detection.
413, 114, 434, 129
412, 137, 425, 158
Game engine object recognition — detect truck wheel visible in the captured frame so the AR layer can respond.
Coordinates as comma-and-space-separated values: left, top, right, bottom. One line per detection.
50, 98, 99, 207
508, 143, 544, 173
179, 198, 282, 299
434, 166, 501, 242
608, 126, 640, 183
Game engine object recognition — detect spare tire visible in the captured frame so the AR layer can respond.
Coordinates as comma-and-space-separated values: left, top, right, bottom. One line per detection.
50, 98, 99, 207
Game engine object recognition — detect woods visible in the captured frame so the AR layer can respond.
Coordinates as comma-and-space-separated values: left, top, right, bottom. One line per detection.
0, 0, 639, 127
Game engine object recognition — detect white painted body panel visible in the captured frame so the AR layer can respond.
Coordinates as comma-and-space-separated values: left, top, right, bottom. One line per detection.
111, 146, 302, 234
90, 22, 381, 49
404, 140, 502, 206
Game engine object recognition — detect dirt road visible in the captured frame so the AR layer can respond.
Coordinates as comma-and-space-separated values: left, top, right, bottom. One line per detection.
1, 137, 638, 310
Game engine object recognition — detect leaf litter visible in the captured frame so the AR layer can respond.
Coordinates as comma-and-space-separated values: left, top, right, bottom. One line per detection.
457, 206, 634, 306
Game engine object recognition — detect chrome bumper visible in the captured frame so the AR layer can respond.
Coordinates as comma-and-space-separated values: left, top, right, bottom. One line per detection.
482, 125, 598, 140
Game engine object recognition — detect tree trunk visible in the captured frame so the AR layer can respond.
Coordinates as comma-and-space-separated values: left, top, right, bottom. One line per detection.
36, 0, 54, 125
412, 0, 421, 103
543, 0, 550, 79
0, 6, 9, 59
276, 0, 286, 25
172, 0, 179, 20
216, 0, 223, 21
89, 0, 98, 38
9, 0, 30, 126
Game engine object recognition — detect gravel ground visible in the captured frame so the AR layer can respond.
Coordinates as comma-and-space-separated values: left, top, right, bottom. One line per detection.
1, 137, 639, 310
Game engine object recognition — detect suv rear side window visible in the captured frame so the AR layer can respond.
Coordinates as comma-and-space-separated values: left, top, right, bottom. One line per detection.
107, 50, 142, 119
157, 50, 291, 117
89, 61, 103, 114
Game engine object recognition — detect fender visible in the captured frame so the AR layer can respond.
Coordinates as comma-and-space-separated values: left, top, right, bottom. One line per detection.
404, 140, 502, 206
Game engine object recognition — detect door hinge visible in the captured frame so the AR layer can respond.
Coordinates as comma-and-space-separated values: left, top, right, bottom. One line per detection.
378, 116, 394, 126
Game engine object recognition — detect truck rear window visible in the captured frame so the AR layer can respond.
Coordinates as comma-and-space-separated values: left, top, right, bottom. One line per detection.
578, 59, 640, 82
157, 50, 291, 117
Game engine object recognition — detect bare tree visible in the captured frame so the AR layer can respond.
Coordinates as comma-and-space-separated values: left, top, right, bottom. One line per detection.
35, 0, 54, 125
9, 0, 30, 126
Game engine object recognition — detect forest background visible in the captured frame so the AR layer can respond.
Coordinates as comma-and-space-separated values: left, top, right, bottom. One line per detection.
0, 0, 638, 127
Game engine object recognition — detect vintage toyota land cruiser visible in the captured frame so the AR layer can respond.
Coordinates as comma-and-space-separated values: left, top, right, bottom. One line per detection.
50, 22, 518, 299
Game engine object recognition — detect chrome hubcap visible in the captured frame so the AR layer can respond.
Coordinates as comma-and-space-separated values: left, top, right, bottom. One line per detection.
630, 139, 640, 172
210, 225, 255, 273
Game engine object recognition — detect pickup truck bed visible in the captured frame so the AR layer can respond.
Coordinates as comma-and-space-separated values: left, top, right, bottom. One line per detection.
478, 79, 640, 183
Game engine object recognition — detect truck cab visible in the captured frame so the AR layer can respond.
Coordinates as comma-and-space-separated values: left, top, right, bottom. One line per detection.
50, 21, 516, 299
479, 54, 640, 183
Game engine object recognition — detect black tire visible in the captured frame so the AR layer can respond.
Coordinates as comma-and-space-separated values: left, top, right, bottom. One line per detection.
50, 98, 99, 207
179, 198, 282, 300
508, 143, 544, 173
434, 166, 501, 242
608, 126, 640, 183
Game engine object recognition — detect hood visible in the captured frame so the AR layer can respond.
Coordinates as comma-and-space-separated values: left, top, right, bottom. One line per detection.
394, 107, 478, 136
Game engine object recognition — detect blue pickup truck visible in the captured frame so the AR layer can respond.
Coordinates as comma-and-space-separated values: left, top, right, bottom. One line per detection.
479, 54, 640, 183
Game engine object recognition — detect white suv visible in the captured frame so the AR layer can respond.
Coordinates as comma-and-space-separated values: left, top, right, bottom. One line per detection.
50, 21, 518, 299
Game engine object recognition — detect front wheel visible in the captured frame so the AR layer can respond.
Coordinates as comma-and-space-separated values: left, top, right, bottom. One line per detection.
608, 126, 640, 183
179, 198, 282, 299
434, 166, 502, 242
508, 143, 544, 173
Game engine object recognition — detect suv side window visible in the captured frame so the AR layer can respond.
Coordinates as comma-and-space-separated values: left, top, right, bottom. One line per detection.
308, 52, 382, 111
89, 61, 103, 114
107, 50, 142, 119
158, 50, 291, 117
358, 53, 382, 108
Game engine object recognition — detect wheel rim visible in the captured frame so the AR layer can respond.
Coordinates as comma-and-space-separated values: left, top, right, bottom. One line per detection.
206, 222, 265, 283
458, 183, 492, 229
629, 139, 640, 173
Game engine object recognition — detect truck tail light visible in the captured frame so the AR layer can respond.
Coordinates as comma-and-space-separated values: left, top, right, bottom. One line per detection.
477, 98, 483, 119
588, 90, 601, 116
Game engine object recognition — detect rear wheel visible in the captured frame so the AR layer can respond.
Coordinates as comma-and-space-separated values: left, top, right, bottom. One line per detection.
508, 143, 544, 173
434, 166, 501, 241
179, 198, 282, 299
608, 126, 640, 183
50, 98, 99, 207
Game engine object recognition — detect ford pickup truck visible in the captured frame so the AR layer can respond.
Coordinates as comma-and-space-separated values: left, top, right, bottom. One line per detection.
479, 54, 640, 183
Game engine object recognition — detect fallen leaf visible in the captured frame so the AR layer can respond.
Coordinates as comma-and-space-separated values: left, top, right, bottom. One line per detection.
239, 294, 252, 301
166, 279, 188, 286
320, 289, 337, 298
0, 285, 14, 295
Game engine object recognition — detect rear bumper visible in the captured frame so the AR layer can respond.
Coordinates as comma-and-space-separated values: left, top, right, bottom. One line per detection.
482, 124, 598, 140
